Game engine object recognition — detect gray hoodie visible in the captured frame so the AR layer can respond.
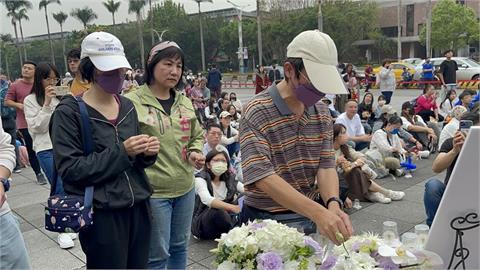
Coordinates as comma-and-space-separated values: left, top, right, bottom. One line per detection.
0, 120, 16, 216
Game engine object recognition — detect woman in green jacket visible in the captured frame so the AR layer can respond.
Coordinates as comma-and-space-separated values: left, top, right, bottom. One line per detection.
126, 41, 205, 269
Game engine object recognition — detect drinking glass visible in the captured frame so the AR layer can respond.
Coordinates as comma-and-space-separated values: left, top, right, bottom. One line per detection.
401, 232, 418, 250
382, 221, 399, 245
415, 224, 430, 250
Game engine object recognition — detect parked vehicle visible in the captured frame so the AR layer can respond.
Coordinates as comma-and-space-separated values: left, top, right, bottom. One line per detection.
402, 58, 423, 66
372, 62, 417, 82
413, 57, 480, 81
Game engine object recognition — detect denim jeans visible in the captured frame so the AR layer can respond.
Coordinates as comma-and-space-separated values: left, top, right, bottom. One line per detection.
424, 178, 446, 226
381, 91, 393, 104
37, 149, 65, 195
148, 188, 195, 269
0, 212, 31, 269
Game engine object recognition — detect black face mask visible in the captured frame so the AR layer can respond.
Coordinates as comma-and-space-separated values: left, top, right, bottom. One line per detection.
231, 97, 236, 101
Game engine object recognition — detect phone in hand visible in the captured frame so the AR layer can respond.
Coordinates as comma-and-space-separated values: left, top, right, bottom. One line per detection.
459, 120, 473, 134
54, 85, 71, 97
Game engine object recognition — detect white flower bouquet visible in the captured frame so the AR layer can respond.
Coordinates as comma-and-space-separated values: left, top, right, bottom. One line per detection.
212, 220, 443, 270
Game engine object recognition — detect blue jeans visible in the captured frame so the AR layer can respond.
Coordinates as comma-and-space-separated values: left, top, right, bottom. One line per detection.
148, 188, 195, 269
424, 178, 446, 227
37, 150, 65, 195
0, 212, 31, 269
381, 91, 393, 104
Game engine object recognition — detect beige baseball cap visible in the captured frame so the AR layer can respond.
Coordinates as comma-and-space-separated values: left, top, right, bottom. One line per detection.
287, 30, 347, 95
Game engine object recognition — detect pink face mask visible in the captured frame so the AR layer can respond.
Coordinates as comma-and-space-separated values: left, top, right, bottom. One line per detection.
95, 69, 124, 94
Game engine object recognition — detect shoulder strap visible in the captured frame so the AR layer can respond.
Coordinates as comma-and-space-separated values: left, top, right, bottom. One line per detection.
74, 96, 94, 208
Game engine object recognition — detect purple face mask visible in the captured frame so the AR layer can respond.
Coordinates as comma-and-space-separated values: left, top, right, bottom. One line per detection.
294, 83, 325, 107
95, 69, 124, 94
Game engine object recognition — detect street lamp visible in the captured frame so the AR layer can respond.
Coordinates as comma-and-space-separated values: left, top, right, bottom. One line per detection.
192, 0, 212, 72
227, 0, 250, 74
152, 29, 168, 43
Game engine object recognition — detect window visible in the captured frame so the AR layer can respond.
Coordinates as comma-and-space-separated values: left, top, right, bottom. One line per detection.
418, 23, 425, 34
381, 26, 399, 37
406, 5, 414, 36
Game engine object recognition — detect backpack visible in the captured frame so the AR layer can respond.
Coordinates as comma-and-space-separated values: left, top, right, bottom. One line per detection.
0, 82, 16, 119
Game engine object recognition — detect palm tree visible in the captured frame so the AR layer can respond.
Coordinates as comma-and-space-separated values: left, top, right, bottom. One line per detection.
129, 0, 147, 70
3, 0, 32, 65
103, 0, 121, 33
53, 12, 68, 73
15, 8, 29, 60
71, 7, 98, 31
39, 0, 61, 65
0, 34, 13, 79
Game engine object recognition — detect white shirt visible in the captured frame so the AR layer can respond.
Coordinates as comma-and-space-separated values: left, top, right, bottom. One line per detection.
439, 118, 459, 148
221, 126, 239, 146
24, 94, 60, 152
195, 177, 244, 207
378, 67, 396, 92
335, 112, 365, 137
371, 129, 406, 157
439, 100, 454, 118
401, 115, 426, 130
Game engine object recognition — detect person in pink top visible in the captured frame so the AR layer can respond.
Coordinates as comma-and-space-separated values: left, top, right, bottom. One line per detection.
190, 78, 207, 125
4, 61, 47, 185
415, 84, 443, 123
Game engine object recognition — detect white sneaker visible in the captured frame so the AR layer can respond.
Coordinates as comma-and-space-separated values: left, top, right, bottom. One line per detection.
366, 192, 391, 204
57, 233, 75, 249
418, 150, 430, 159
66, 233, 77, 240
385, 190, 405, 201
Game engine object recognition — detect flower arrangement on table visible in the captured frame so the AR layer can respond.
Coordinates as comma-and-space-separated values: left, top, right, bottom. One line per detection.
211, 219, 442, 270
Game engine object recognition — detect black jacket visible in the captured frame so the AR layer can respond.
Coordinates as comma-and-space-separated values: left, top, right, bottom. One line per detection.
50, 95, 155, 209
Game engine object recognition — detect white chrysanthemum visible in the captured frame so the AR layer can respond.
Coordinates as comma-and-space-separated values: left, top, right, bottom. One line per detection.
217, 260, 238, 270
252, 220, 304, 257
283, 260, 300, 270
218, 226, 250, 247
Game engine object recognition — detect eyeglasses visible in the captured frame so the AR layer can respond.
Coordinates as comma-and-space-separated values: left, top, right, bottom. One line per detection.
44, 77, 61, 84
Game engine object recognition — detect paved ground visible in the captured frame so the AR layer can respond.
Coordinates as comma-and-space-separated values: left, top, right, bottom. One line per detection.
7, 87, 447, 269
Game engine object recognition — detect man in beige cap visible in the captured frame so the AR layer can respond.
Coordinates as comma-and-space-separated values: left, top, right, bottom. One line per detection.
239, 30, 353, 245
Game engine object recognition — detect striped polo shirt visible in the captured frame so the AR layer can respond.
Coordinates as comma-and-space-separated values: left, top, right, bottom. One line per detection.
239, 84, 335, 212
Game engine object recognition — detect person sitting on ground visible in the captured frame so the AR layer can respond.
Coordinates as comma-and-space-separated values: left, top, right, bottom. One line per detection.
424, 112, 479, 226
229, 92, 242, 113
401, 67, 412, 88
227, 104, 240, 129
335, 100, 372, 151
457, 90, 475, 112
217, 91, 229, 108
203, 123, 229, 157
358, 92, 375, 133
439, 89, 457, 120
401, 101, 438, 152
334, 123, 405, 204
219, 111, 240, 158
438, 105, 468, 148
192, 147, 243, 240
415, 84, 443, 123
321, 96, 339, 119
190, 78, 207, 125
370, 115, 409, 175
374, 95, 387, 121
216, 98, 231, 118
204, 96, 220, 125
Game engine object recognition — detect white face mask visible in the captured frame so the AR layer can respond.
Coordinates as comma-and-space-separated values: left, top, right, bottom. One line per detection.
211, 161, 228, 176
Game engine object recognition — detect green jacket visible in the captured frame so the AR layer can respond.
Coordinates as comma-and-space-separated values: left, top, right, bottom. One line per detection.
126, 85, 204, 198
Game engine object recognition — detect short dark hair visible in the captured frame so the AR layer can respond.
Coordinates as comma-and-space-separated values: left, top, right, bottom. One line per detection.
443, 49, 454, 56
31, 62, 59, 106
283, 57, 304, 82
23, 61, 37, 67
78, 57, 96, 82
382, 114, 403, 128
461, 112, 479, 125
382, 59, 391, 67
206, 123, 222, 132
459, 90, 474, 101
145, 45, 185, 87
67, 48, 81, 60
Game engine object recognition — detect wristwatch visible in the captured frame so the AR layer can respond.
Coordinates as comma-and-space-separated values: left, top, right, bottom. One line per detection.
326, 196, 344, 210
1, 178, 10, 192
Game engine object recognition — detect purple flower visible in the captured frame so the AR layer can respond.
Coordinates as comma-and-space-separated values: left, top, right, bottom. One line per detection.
256, 252, 283, 270
378, 257, 400, 270
351, 241, 362, 252
320, 255, 337, 270
304, 236, 324, 257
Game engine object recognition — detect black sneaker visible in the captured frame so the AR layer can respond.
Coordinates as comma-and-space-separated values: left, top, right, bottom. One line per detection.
36, 174, 47, 185
13, 167, 22, 173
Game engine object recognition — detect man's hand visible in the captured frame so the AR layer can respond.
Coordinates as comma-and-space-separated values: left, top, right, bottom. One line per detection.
313, 204, 353, 246
188, 151, 205, 169
0, 183, 6, 208
452, 131, 466, 154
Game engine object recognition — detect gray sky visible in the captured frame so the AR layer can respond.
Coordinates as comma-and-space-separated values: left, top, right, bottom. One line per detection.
1, 0, 257, 37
